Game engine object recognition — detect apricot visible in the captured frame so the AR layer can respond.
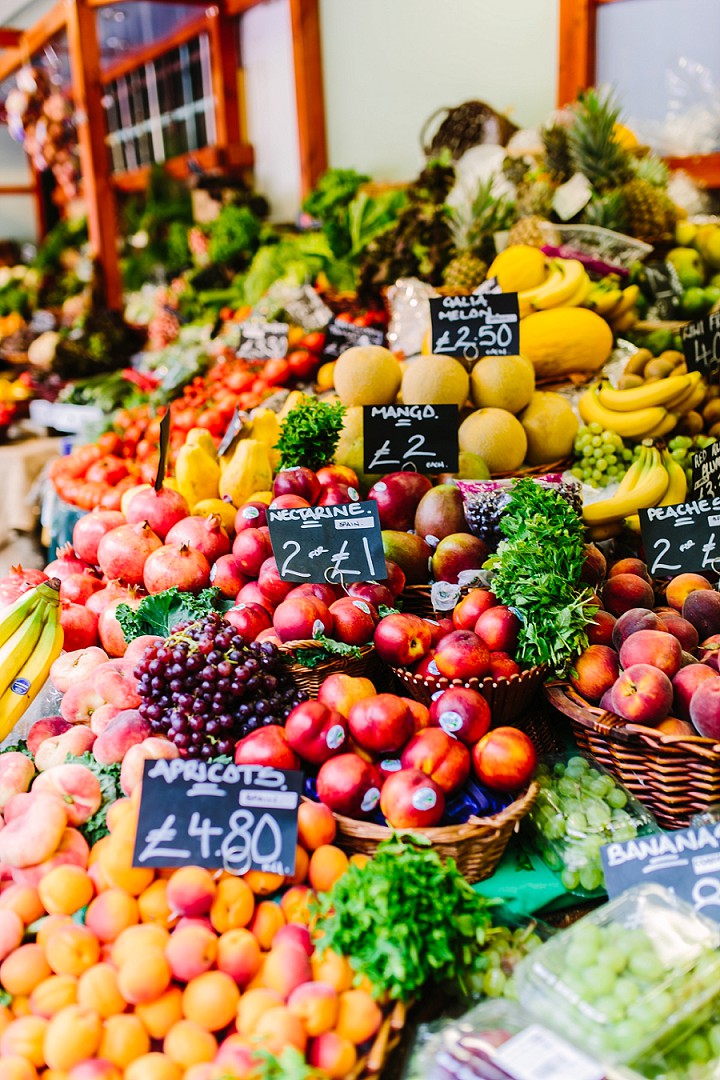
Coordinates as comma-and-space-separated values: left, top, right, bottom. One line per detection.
308, 1031, 358, 1078
235, 988, 283, 1037
181, 971, 240, 1032
165, 867, 216, 918
67, 1063, 121, 1080
273, 923, 312, 956
36, 916, 73, 951
213, 1034, 258, 1076
287, 980, 338, 1036
1, 1015, 48, 1066
279, 885, 313, 926
117, 947, 171, 1005
287, 845, 309, 886
77, 965, 124, 1019
104, 799, 132, 833
110, 922, 168, 967
97, 1014, 150, 1069
165, 925, 217, 983
349, 853, 370, 870
0, 944, 52, 995
0, 885, 44, 925
254, 1005, 307, 1054
29, 976, 77, 1019
137, 880, 173, 927
10, 996, 31, 1018
0, 1059, 38, 1080
133, 987, 183, 1041
308, 845, 349, 893
335, 988, 382, 1044
297, 800, 336, 851
88, 835, 111, 867
0, 908, 24, 962
209, 876, 254, 933
242, 869, 284, 896
163, 1020, 217, 1068
0, 1004, 12, 1034
43, 1004, 102, 1071
84, 890, 138, 943
261, 942, 312, 999
310, 948, 354, 992
216, 928, 261, 986
38, 867, 94, 918
124, 1053, 181, 1080
45, 925, 100, 977
248, 900, 285, 950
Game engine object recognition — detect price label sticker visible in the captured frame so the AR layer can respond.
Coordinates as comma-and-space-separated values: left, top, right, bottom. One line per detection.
267, 501, 386, 585
691, 441, 720, 500
684, 311, 720, 378
321, 318, 385, 362
429, 292, 519, 358
494, 1024, 604, 1080
133, 760, 302, 874
237, 321, 289, 361
362, 404, 458, 474
639, 496, 720, 578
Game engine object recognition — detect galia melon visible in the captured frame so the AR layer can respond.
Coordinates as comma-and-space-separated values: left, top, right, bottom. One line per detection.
401, 355, 469, 407
470, 354, 535, 413
333, 346, 402, 407
458, 409, 527, 475
519, 307, 613, 381
519, 391, 579, 465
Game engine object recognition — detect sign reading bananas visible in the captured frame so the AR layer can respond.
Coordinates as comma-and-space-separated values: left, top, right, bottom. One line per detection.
429, 293, 519, 359
639, 496, 720, 578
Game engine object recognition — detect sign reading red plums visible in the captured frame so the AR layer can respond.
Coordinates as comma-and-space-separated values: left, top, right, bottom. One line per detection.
267, 501, 387, 584
132, 759, 302, 873
362, 404, 459, 474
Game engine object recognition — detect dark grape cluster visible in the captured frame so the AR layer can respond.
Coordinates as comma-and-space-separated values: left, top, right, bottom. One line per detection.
464, 479, 583, 549
134, 613, 306, 758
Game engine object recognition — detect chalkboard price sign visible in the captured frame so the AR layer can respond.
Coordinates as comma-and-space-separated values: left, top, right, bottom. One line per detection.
237, 321, 289, 361
362, 404, 459, 474
691, 441, 720, 500
267, 501, 387, 585
683, 312, 720, 377
639, 496, 720, 577
321, 318, 385, 362
601, 821, 720, 924
429, 292, 520, 359
132, 760, 303, 873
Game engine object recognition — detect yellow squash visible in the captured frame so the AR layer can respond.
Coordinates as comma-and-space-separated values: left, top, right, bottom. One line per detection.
219, 439, 273, 507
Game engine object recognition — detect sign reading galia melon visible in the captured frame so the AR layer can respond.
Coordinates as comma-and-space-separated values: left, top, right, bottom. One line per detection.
429, 292, 520, 359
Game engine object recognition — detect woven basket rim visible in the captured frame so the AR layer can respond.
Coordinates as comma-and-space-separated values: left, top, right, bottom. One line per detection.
326, 781, 538, 843
278, 640, 374, 668
392, 662, 547, 691
492, 456, 572, 480
545, 680, 720, 760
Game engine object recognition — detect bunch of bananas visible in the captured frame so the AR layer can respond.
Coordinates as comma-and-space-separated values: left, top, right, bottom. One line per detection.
578, 370, 706, 441
584, 278, 642, 335
517, 259, 591, 318
582, 443, 687, 538
0, 580, 63, 741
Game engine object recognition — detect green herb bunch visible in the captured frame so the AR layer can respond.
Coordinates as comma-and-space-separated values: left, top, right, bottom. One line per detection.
275, 398, 346, 472
64, 753, 122, 846
314, 837, 494, 1002
116, 586, 234, 644
484, 479, 598, 676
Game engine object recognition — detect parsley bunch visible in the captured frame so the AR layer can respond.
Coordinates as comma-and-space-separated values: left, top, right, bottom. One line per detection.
275, 398, 346, 472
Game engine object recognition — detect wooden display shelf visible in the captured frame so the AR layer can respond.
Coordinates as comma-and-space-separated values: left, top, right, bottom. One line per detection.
112, 143, 254, 193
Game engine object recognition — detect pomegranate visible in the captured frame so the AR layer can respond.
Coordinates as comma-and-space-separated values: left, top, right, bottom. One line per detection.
59, 571, 103, 606
209, 555, 248, 598
143, 544, 211, 595
44, 543, 90, 582
60, 604, 99, 651
72, 509, 125, 565
165, 514, 231, 563
0, 566, 48, 608
97, 522, 162, 586
99, 594, 142, 657
124, 486, 189, 540
86, 581, 137, 617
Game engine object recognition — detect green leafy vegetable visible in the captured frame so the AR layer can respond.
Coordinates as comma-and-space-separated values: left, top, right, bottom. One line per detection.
484, 479, 598, 676
302, 168, 370, 258
116, 587, 234, 643
0, 741, 33, 758
315, 837, 495, 1001
275, 398, 346, 472
207, 204, 262, 269
293, 636, 362, 669
253, 1048, 325, 1080
63, 753, 122, 847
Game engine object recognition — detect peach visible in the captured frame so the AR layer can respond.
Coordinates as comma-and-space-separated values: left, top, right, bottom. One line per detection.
662, 613, 699, 653
110, 922, 169, 968
586, 609, 617, 647
308, 846, 349, 893
0, 754, 35, 810
619, 629, 682, 678
401, 728, 471, 793
84, 890, 138, 943
287, 981, 338, 1036
273, 923, 312, 955
612, 608, 670, 652
0, 794, 67, 869
43, 1004, 102, 1071
33, 766, 102, 828
166, 867, 216, 918
673, 664, 719, 722
317, 674, 377, 719
254, 1005, 307, 1055
50, 648, 108, 694
0, 1058, 38, 1080
98, 1014, 150, 1069
0, 908, 23, 962
1, 1015, 48, 1065
700, 634, 720, 671
76, 964, 125, 1019
34, 728, 96, 772
690, 679, 720, 739
472, 728, 538, 792
91, 711, 151, 767
60, 682, 105, 726
310, 948, 354, 992
452, 589, 497, 631
279, 887, 313, 927
163, 1019, 217, 1068
38, 866, 94, 917
0, 884, 44, 925
261, 942, 312, 998
45, 925, 100, 977
210, 875, 254, 934
91, 661, 141, 710
165, 925, 217, 983
433, 629, 490, 680
288, 844, 309, 886
13, 830, 90, 888
603, 574, 654, 617
608, 557, 650, 582
612, 664, 674, 726
308, 1031, 357, 1078
133, 987, 183, 1041
248, 900, 285, 950
666, 572, 713, 611
570, 644, 621, 702
380, 768, 445, 828
119, 737, 179, 797
27, 718, 73, 756
181, 971, 240, 1032
68, 1062, 122, 1080
123, 635, 162, 665
124, 1054, 182, 1080
216, 928, 261, 985
117, 947, 171, 1004
297, 801, 336, 851
657, 717, 697, 736
334, 988, 382, 1044
89, 705, 120, 737
683, 590, 720, 640
29, 975, 77, 1019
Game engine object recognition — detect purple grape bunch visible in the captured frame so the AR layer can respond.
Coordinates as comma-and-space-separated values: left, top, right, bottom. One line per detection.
134, 613, 306, 758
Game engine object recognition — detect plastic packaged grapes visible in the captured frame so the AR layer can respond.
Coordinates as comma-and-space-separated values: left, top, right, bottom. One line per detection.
457, 476, 582, 550
402, 999, 641, 1080
524, 754, 660, 896
515, 884, 720, 1065
635, 1007, 720, 1079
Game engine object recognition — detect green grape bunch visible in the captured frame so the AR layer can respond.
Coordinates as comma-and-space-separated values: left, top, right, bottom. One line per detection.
572, 423, 633, 488
667, 434, 717, 488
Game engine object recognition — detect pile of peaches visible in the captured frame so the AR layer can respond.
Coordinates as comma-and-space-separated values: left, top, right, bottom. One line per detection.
571, 560, 720, 738
0, 791, 385, 1080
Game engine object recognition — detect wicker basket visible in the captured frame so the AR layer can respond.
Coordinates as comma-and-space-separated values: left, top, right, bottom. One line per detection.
352, 1001, 407, 1080
391, 663, 547, 724
492, 457, 572, 480
279, 641, 379, 698
544, 681, 720, 829
398, 584, 435, 618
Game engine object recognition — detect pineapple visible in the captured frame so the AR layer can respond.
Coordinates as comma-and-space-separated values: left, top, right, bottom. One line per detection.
619, 178, 678, 245
542, 124, 573, 183
443, 178, 514, 291
507, 215, 558, 248
515, 178, 556, 219
584, 191, 627, 232
568, 89, 633, 192
442, 251, 488, 292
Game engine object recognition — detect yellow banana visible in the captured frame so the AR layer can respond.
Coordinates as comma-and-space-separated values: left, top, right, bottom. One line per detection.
0, 585, 45, 651
564, 273, 592, 307
0, 602, 52, 702
578, 387, 668, 439
610, 284, 641, 318
640, 412, 679, 440
659, 449, 688, 506
596, 372, 697, 412
585, 287, 624, 316
0, 604, 63, 741
528, 260, 587, 310
672, 379, 707, 416
624, 514, 641, 534
588, 521, 624, 542
609, 310, 639, 334
583, 447, 669, 526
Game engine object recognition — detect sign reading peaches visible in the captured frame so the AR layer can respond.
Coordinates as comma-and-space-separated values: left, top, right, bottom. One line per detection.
639, 498, 720, 578
362, 404, 458, 474
429, 292, 519, 359
132, 759, 303, 873
267, 501, 386, 585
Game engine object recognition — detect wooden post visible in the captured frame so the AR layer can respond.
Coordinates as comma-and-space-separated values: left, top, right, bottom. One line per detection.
557, 0, 596, 106
289, 0, 327, 195
65, 0, 123, 310
207, 5, 242, 150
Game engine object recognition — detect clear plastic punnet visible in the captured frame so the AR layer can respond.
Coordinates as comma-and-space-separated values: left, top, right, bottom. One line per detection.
515, 884, 720, 1065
